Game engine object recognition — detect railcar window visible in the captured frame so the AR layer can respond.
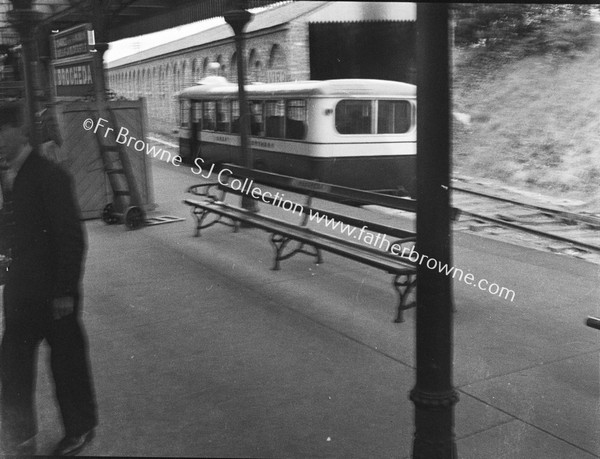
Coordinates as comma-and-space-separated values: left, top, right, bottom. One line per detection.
250, 100, 264, 136
203, 100, 216, 131
378, 100, 411, 134
180, 100, 190, 128
285, 99, 306, 140
192, 101, 202, 125
215, 100, 230, 133
231, 100, 240, 133
230, 100, 264, 135
335, 100, 372, 134
265, 100, 285, 138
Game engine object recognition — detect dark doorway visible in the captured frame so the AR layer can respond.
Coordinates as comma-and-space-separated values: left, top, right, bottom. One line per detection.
309, 22, 416, 84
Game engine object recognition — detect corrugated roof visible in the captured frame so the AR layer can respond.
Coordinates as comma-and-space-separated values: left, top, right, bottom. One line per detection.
0, 0, 283, 46
107, 1, 415, 70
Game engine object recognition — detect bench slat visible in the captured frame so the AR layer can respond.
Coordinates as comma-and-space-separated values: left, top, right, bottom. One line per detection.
219, 182, 415, 241
220, 163, 417, 213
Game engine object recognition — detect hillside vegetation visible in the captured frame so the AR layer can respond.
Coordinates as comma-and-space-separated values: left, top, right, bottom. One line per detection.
452, 10, 600, 210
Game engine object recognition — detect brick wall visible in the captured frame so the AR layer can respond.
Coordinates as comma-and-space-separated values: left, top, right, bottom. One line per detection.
107, 25, 294, 129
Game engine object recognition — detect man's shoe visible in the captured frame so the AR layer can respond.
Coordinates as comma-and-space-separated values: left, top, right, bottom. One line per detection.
52, 429, 94, 456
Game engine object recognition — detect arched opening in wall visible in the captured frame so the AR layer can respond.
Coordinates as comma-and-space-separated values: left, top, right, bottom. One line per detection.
141, 69, 146, 96
248, 49, 262, 82
215, 55, 224, 77
159, 65, 165, 99
202, 58, 209, 79
173, 62, 179, 93
267, 44, 287, 83
230, 51, 237, 83
149, 67, 157, 99
181, 60, 187, 88
254, 61, 263, 82
166, 64, 171, 98
177, 62, 182, 91
192, 59, 198, 84
179, 62, 183, 90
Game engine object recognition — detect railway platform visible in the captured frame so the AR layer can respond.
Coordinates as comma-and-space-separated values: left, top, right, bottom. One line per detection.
2, 158, 598, 458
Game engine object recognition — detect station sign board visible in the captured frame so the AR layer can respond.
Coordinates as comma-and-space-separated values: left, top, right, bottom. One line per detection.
50, 24, 95, 97
266, 70, 287, 83
51, 58, 94, 97
51, 23, 94, 61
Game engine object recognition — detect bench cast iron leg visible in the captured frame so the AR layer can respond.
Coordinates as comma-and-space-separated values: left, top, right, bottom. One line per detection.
191, 207, 227, 236
270, 234, 289, 270
393, 273, 417, 323
191, 207, 207, 237
314, 247, 323, 265
269, 236, 321, 270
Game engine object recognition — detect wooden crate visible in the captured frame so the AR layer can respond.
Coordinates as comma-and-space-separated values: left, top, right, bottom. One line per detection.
47, 99, 155, 220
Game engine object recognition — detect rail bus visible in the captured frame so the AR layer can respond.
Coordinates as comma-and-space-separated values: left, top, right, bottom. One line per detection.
177, 77, 416, 196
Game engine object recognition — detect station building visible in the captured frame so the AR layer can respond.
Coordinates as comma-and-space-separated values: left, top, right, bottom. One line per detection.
106, 1, 416, 129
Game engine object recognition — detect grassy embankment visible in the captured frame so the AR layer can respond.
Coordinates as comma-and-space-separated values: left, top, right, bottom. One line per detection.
452, 21, 600, 210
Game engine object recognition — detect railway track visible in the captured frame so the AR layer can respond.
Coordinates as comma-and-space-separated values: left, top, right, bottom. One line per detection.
451, 184, 600, 262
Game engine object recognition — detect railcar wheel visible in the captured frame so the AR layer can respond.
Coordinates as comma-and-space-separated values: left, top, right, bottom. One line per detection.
124, 206, 145, 230
102, 203, 119, 225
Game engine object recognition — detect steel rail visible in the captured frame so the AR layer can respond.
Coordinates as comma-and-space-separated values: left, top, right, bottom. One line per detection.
451, 185, 600, 227
458, 209, 600, 253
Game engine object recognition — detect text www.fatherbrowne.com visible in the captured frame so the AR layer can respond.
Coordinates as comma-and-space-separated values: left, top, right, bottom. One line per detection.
82, 116, 516, 304
197, 164, 516, 303
307, 210, 516, 302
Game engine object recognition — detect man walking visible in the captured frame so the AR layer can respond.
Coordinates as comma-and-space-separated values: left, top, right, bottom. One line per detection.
0, 101, 97, 456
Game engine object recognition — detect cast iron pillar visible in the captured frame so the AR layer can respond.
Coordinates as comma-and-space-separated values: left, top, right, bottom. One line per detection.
90, 0, 110, 104
7, 3, 43, 148
224, 1, 257, 212
410, 4, 458, 458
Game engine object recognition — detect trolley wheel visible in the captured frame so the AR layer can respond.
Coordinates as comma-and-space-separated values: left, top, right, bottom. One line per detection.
124, 206, 145, 230
102, 203, 120, 225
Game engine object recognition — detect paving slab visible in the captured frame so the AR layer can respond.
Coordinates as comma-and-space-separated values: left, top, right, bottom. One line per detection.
457, 419, 598, 459
462, 352, 600, 457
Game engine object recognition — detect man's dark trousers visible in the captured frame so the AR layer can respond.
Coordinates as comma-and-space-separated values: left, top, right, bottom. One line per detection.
1, 292, 97, 444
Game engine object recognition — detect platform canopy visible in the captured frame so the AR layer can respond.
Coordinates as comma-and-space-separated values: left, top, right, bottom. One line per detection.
0, 0, 281, 44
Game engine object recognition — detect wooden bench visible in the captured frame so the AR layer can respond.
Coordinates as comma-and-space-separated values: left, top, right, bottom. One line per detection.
183, 164, 418, 322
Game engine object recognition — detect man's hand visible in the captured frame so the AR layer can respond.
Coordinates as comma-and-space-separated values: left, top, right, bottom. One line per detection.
53, 296, 75, 320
